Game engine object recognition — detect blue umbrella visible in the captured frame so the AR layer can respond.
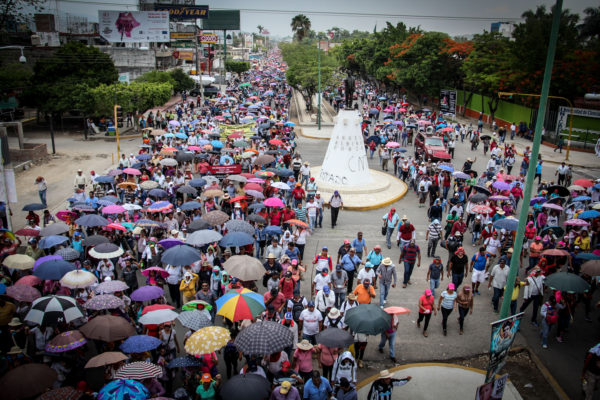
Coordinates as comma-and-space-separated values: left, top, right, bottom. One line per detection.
0, 283, 5, 295
248, 203, 266, 212
38, 235, 69, 249
211, 140, 224, 149
136, 154, 152, 161
98, 379, 149, 400
22, 203, 46, 211
100, 196, 119, 203
530, 197, 547, 206
579, 210, 600, 219
148, 188, 168, 198
284, 121, 296, 127
189, 178, 207, 188
34, 259, 75, 280
75, 214, 110, 227
163, 133, 175, 138
161, 245, 202, 266
180, 201, 203, 211
275, 169, 294, 178
453, 171, 470, 180
97, 200, 114, 207
131, 162, 144, 170
147, 201, 172, 212
438, 164, 454, 172
197, 139, 210, 145
120, 335, 162, 353
96, 176, 115, 184
175, 132, 188, 140
573, 196, 592, 202
393, 148, 407, 153
34, 255, 62, 270
594, 183, 600, 190
576, 253, 600, 260
366, 135, 380, 144
493, 217, 519, 232
168, 355, 205, 369
219, 232, 254, 247
264, 225, 282, 236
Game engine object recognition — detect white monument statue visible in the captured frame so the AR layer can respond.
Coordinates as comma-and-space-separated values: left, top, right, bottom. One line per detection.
318, 109, 372, 186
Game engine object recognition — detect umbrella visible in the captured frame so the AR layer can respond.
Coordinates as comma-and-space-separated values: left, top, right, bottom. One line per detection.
189, 178, 207, 188
38, 235, 69, 249
579, 210, 600, 219
264, 225, 282, 236
271, 182, 290, 190
186, 229, 223, 246
177, 185, 198, 195
184, 326, 231, 355
216, 288, 265, 322
344, 304, 392, 335
573, 179, 594, 188
22, 203, 46, 211
223, 255, 266, 281
220, 232, 254, 247
122, 167, 140, 175
286, 219, 309, 229
148, 188, 168, 198
141, 304, 174, 314
83, 234, 110, 246
541, 226, 564, 237
6, 284, 41, 302
80, 315, 136, 341
264, 197, 285, 208
33, 255, 61, 271
14, 228, 40, 237
135, 219, 165, 228
148, 201, 173, 213
167, 355, 205, 369
34, 259, 75, 280
120, 335, 163, 353
101, 195, 120, 203
315, 327, 354, 348
202, 210, 230, 226
568, 184, 585, 191
547, 185, 570, 197
84, 293, 125, 310
176, 152, 194, 163
85, 351, 128, 368
75, 214, 110, 227
564, 218, 590, 227
60, 270, 97, 289
235, 320, 293, 355
248, 203, 266, 212
225, 219, 255, 236
544, 272, 590, 293
102, 205, 126, 215
489, 195, 510, 201
542, 203, 564, 211
25, 295, 83, 326
472, 205, 493, 214
0, 364, 57, 400
582, 260, 600, 276
438, 164, 454, 172
16, 275, 42, 286
177, 310, 212, 331
161, 245, 202, 266
492, 181, 511, 191
89, 243, 124, 259
140, 180, 159, 190
253, 154, 276, 165
248, 214, 266, 224
577, 253, 600, 261
130, 285, 164, 302
542, 248, 570, 257
186, 219, 211, 232
158, 238, 184, 250
246, 190, 265, 199
182, 299, 213, 312
219, 373, 271, 400
573, 195, 592, 202
45, 330, 87, 353
473, 185, 491, 195
479, 135, 492, 140
3, 254, 35, 270
97, 379, 149, 400
180, 201, 203, 211
493, 217, 519, 232
105, 222, 127, 232
72, 203, 94, 212
138, 309, 179, 325
530, 196, 547, 205
141, 266, 170, 279
95, 280, 129, 294
384, 306, 411, 315
39, 222, 70, 236
227, 175, 247, 183
39, 387, 83, 400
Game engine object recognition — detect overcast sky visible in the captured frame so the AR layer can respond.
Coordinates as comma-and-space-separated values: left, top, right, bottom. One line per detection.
50, 0, 595, 37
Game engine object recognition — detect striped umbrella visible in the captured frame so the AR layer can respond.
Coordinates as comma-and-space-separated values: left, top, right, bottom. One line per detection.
25, 295, 84, 326
184, 326, 230, 356
216, 288, 265, 322
114, 361, 162, 380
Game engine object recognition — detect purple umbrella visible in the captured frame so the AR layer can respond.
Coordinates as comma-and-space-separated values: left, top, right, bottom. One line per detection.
564, 218, 590, 226
107, 169, 123, 177
33, 255, 62, 271
130, 286, 164, 302
158, 238, 184, 250
245, 190, 265, 199
543, 203, 564, 211
492, 181, 511, 191
489, 195, 509, 201
95, 280, 129, 294
84, 294, 125, 310
530, 197, 547, 206
6, 284, 41, 302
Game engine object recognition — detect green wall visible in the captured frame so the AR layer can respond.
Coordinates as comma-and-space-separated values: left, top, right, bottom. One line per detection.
457, 90, 533, 124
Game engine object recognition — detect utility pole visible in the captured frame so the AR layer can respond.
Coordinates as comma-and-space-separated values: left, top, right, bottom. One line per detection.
0, 128, 12, 231
317, 39, 322, 130
114, 105, 122, 156
223, 29, 227, 86
499, 0, 563, 319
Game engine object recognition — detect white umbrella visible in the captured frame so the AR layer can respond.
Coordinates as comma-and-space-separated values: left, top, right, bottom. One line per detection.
4, 254, 35, 270
123, 203, 142, 211
60, 270, 98, 289
160, 158, 178, 166
88, 243, 124, 259
138, 309, 179, 325
271, 182, 290, 190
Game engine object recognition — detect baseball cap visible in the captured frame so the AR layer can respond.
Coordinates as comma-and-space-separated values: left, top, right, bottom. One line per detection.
281, 360, 291, 371
284, 312, 293, 320
201, 373, 212, 383
307, 300, 315, 307
280, 380, 292, 394
322, 246, 328, 251
323, 285, 330, 294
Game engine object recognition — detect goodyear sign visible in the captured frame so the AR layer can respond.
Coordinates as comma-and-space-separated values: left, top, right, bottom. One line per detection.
154, 5, 209, 20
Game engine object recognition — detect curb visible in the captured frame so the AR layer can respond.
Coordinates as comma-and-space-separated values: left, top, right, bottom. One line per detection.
296, 127, 332, 140
345, 179, 408, 211
513, 346, 570, 400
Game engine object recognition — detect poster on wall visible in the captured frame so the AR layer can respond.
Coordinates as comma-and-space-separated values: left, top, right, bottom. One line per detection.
485, 313, 523, 383
99, 11, 169, 43
440, 89, 457, 115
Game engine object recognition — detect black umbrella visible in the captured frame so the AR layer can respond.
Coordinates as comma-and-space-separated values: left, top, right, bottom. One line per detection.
177, 185, 198, 196
23, 203, 46, 211
248, 214, 266, 224
187, 219, 210, 232
25, 295, 83, 326
480, 135, 491, 140
75, 214, 110, 227
366, 135, 380, 144
161, 245, 202, 266
148, 188, 168, 198
40, 222, 70, 236
316, 327, 354, 348
219, 374, 271, 400
344, 304, 392, 335
234, 320, 293, 355
547, 185, 569, 197
473, 185, 491, 196
167, 355, 205, 369
544, 272, 590, 293
176, 152, 194, 162
470, 193, 488, 203
83, 234, 110, 246
464, 169, 478, 177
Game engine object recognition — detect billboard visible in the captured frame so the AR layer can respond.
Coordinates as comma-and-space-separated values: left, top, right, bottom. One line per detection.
485, 313, 523, 383
170, 32, 195, 40
154, 5, 208, 20
99, 11, 169, 43
199, 33, 219, 44
475, 374, 509, 400
440, 89, 457, 115
201, 10, 240, 30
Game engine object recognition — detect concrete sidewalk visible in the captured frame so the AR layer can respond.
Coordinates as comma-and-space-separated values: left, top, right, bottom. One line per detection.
356, 363, 522, 399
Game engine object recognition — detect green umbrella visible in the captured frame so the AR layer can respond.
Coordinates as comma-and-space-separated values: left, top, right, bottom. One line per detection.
344, 304, 391, 335
239, 82, 251, 88
234, 140, 249, 148
544, 272, 590, 293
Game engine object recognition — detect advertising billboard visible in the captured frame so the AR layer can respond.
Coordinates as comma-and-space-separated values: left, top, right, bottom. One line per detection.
199, 33, 219, 44
485, 313, 523, 383
99, 11, 169, 43
154, 5, 208, 20
440, 89, 457, 115
201, 10, 240, 30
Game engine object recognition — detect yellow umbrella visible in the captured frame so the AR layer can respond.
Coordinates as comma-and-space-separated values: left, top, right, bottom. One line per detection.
4, 254, 35, 270
184, 326, 230, 356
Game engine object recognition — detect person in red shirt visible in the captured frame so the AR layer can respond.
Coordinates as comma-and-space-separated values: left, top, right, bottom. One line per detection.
292, 183, 305, 208
270, 208, 283, 226
279, 271, 296, 299
511, 182, 524, 208
396, 216, 415, 248
282, 205, 296, 229
451, 216, 467, 237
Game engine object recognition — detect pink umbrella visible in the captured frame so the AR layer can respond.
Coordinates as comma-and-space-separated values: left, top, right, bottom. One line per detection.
187, 146, 202, 151
123, 168, 141, 175
264, 197, 285, 208
141, 266, 169, 279
564, 218, 590, 226
56, 210, 76, 221
102, 205, 126, 215
16, 275, 42, 286
105, 223, 127, 232
398, 108, 407, 113
542, 203, 564, 211
385, 142, 400, 148
472, 205, 493, 214
247, 178, 266, 184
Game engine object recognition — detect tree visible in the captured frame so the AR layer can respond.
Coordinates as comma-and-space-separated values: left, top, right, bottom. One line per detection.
225, 60, 250, 75
291, 14, 311, 42
136, 70, 176, 86
0, 0, 44, 32
86, 82, 172, 117
0, 62, 32, 98
168, 69, 195, 92
25, 42, 118, 114
579, 6, 600, 53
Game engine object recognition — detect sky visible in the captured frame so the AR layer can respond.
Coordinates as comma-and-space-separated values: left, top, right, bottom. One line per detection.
47, 0, 596, 38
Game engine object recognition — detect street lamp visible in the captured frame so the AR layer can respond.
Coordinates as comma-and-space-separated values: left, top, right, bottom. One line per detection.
0, 46, 26, 63
498, 91, 574, 160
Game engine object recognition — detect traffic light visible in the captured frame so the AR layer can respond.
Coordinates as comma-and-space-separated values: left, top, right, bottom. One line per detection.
203, 48, 209, 57
115, 105, 124, 128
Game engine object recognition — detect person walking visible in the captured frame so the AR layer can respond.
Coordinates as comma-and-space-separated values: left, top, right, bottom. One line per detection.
469, 247, 489, 295
382, 208, 400, 249
367, 370, 411, 400
540, 296, 560, 349
426, 219, 443, 258
378, 312, 399, 363
328, 191, 343, 228
399, 240, 420, 288
331, 266, 348, 308
377, 257, 397, 307
426, 256, 444, 297
437, 283, 457, 336
417, 289, 436, 337
488, 257, 509, 313
35, 177, 47, 207
456, 286, 474, 335
519, 267, 545, 326
448, 247, 469, 289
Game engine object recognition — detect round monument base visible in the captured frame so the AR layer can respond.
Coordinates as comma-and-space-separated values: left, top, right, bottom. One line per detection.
310, 166, 408, 210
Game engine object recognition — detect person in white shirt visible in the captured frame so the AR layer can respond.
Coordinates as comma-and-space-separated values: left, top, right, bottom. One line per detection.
165, 265, 183, 308
306, 197, 318, 231
299, 302, 323, 343
299, 162, 311, 187
357, 263, 376, 283
97, 259, 115, 280
312, 268, 331, 294
488, 257, 510, 312
484, 232, 502, 264
314, 285, 336, 317
265, 238, 284, 261
127, 153, 136, 167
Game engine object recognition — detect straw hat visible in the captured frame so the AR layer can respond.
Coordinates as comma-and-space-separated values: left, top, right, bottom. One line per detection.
382, 257, 393, 266
347, 293, 357, 301
327, 308, 340, 319
379, 369, 394, 379
8, 317, 22, 327
297, 339, 314, 351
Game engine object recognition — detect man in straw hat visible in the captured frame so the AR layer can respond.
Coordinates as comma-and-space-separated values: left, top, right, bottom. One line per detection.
367, 369, 411, 400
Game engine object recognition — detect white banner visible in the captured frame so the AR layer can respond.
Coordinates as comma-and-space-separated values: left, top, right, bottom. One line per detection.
556, 106, 600, 135
99, 11, 169, 43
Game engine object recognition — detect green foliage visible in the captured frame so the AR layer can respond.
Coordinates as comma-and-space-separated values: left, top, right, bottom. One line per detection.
136, 70, 176, 86
168, 68, 195, 92
290, 14, 311, 42
225, 60, 251, 75
0, 62, 32, 97
86, 82, 172, 117
462, 32, 511, 95
0, 0, 44, 32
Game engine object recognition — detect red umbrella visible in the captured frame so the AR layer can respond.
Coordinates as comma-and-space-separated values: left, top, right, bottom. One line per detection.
244, 183, 263, 192
229, 195, 248, 203
16, 275, 42, 286
573, 179, 593, 188
269, 139, 284, 146
142, 304, 175, 315
15, 228, 40, 237
542, 249, 570, 257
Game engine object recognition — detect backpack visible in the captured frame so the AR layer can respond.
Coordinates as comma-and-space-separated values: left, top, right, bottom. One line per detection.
545, 303, 558, 324
290, 297, 305, 321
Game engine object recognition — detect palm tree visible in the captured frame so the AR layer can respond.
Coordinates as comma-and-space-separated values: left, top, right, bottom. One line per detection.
291, 14, 311, 42
257, 25, 264, 35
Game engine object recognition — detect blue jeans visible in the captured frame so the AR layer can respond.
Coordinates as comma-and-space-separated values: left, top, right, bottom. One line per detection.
492, 287, 504, 311
452, 273, 464, 289
300, 175, 309, 187
430, 278, 440, 297
541, 319, 552, 346
510, 299, 517, 316
335, 292, 345, 308
378, 330, 396, 358
39, 189, 47, 206
385, 227, 394, 248
379, 283, 391, 307
309, 215, 316, 231
403, 262, 415, 284
471, 231, 480, 244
